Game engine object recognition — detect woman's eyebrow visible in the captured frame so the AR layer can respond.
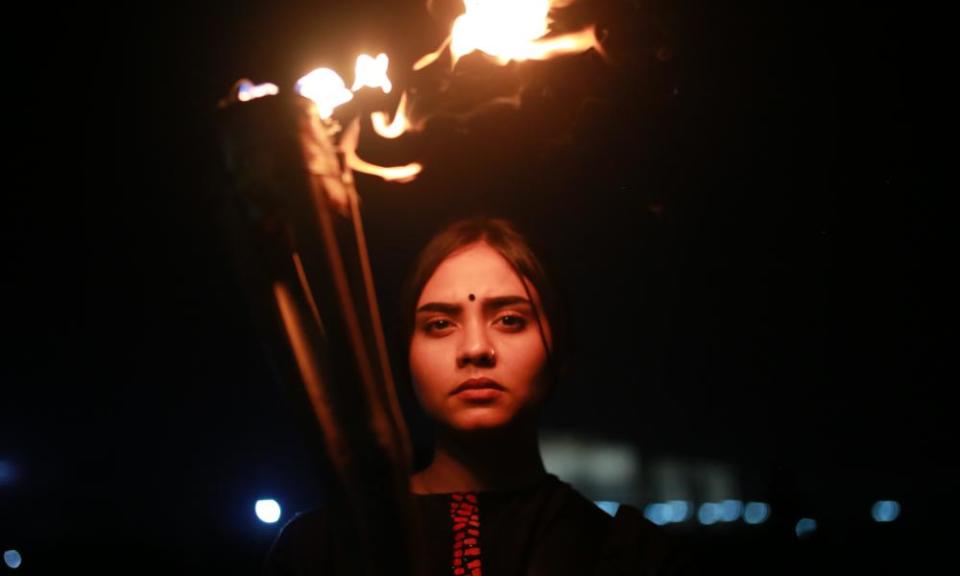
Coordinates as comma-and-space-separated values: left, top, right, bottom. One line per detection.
482, 295, 532, 311
416, 302, 462, 315
415, 296, 532, 315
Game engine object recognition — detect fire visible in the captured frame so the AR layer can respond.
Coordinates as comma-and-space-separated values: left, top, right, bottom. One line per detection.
245, 0, 602, 180
345, 152, 423, 183
351, 53, 393, 94
295, 68, 354, 119
341, 119, 423, 183
413, 37, 451, 71
236, 80, 280, 102
517, 25, 599, 61
296, 53, 393, 119
370, 92, 412, 139
451, 0, 551, 63
449, 0, 598, 65
293, 58, 421, 182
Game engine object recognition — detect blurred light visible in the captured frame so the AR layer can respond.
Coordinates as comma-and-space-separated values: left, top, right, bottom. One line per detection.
666, 500, 692, 523
719, 499, 744, 522
644, 503, 671, 526
294, 68, 353, 119
871, 500, 901, 523
595, 501, 621, 517
255, 499, 282, 524
351, 53, 392, 93
589, 445, 639, 484
698, 503, 720, 525
743, 502, 770, 525
540, 435, 639, 493
236, 80, 279, 102
0, 460, 15, 487
4, 550, 22, 569
795, 518, 817, 538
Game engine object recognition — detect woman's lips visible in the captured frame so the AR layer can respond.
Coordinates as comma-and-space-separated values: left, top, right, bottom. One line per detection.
454, 387, 503, 401
451, 377, 505, 397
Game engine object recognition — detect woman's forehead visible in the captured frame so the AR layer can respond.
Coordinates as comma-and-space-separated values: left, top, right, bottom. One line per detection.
418, 242, 528, 303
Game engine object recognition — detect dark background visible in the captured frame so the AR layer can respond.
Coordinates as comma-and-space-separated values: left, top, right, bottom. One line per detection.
4, 0, 951, 573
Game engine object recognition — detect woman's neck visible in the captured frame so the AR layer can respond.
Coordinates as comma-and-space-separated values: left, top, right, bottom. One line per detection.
410, 422, 547, 494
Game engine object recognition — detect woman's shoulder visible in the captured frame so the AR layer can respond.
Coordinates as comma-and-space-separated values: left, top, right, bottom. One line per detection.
262, 509, 322, 576
537, 478, 700, 575
595, 504, 702, 576
263, 506, 359, 576
276, 507, 329, 537
541, 474, 615, 529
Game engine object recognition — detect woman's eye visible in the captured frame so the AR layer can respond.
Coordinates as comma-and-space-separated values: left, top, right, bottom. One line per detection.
497, 315, 527, 330
425, 319, 453, 333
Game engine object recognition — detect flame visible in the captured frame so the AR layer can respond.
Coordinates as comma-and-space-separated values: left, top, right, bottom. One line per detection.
249, 0, 602, 182
346, 155, 422, 182
413, 36, 451, 71
341, 118, 422, 182
521, 25, 600, 61
447, 0, 598, 65
295, 68, 354, 119
237, 80, 280, 102
370, 92, 412, 139
296, 54, 395, 120
351, 53, 393, 94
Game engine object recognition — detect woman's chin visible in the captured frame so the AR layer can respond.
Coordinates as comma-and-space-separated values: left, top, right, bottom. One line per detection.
447, 411, 515, 432
446, 409, 542, 435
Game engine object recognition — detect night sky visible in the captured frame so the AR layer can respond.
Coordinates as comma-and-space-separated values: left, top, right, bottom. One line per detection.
4, 0, 951, 573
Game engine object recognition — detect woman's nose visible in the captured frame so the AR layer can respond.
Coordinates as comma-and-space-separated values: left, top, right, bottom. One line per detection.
456, 322, 496, 368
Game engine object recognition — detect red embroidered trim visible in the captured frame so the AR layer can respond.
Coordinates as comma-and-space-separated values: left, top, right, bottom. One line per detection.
449, 493, 482, 576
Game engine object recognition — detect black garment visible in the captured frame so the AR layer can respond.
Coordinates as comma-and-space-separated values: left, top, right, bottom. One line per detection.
264, 473, 695, 576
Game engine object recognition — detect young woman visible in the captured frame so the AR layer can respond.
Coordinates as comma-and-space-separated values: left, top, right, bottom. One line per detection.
265, 218, 695, 576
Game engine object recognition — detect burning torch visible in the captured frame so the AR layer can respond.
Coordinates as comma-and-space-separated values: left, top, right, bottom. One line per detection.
216, 2, 602, 574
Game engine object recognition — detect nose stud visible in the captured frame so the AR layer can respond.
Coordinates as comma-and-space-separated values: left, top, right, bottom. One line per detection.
468, 293, 476, 301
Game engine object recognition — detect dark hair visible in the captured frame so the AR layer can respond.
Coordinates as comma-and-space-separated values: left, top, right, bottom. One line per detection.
397, 217, 566, 398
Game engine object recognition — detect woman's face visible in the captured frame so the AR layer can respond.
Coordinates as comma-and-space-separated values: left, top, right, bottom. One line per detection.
409, 242, 552, 432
